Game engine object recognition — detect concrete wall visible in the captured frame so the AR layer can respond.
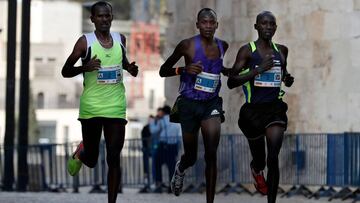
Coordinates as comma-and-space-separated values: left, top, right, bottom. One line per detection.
164, 0, 360, 134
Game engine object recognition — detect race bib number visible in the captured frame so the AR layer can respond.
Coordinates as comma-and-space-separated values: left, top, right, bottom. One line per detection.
194, 72, 220, 93
254, 60, 282, 87
97, 65, 122, 84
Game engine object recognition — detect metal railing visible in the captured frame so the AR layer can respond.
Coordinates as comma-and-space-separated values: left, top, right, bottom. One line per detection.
0, 133, 359, 201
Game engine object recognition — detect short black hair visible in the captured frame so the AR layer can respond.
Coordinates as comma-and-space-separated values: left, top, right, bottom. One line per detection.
256, 11, 275, 24
162, 105, 171, 115
91, 1, 112, 16
197, 8, 217, 21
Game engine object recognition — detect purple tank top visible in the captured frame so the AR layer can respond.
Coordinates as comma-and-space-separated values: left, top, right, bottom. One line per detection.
179, 35, 224, 100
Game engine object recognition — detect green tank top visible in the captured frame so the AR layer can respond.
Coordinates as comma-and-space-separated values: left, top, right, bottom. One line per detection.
79, 32, 126, 119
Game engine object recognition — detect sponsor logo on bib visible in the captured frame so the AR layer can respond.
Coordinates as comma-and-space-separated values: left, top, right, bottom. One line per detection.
194, 72, 220, 93
97, 65, 123, 84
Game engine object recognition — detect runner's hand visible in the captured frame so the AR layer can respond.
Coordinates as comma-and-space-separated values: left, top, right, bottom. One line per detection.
283, 73, 294, 87
255, 54, 274, 74
83, 55, 101, 72
184, 61, 203, 75
127, 61, 139, 77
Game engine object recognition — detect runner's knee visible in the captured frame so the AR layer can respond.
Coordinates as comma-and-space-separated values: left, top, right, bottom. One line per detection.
82, 150, 99, 168
204, 148, 217, 164
182, 153, 197, 167
267, 153, 279, 169
107, 155, 120, 168
86, 158, 98, 168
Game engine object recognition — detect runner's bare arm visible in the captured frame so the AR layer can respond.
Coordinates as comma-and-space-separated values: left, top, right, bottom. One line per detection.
62, 36, 100, 78
220, 40, 231, 77
120, 34, 138, 77
159, 39, 189, 77
227, 45, 274, 89
278, 45, 294, 87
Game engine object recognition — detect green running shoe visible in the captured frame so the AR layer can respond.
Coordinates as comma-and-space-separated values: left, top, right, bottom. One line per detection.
67, 142, 83, 176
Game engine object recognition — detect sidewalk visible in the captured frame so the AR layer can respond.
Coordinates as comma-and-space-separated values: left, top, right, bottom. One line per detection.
0, 188, 352, 203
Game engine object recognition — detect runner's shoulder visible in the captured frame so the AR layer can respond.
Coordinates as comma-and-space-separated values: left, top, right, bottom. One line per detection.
275, 43, 288, 55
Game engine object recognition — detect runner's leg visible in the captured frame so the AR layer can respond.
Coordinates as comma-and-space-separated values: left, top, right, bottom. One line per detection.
265, 125, 284, 203
79, 118, 103, 167
103, 118, 126, 203
201, 117, 221, 203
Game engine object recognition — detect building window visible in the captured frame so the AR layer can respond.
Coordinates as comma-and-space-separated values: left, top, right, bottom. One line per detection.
58, 94, 67, 108
34, 57, 43, 62
34, 57, 55, 77
37, 92, 44, 109
48, 57, 56, 62
38, 121, 56, 144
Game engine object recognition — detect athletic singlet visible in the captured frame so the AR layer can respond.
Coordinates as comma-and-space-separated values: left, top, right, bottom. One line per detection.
179, 35, 224, 100
241, 41, 284, 104
79, 32, 127, 119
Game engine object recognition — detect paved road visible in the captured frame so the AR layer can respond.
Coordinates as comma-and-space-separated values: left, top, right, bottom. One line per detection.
0, 188, 352, 203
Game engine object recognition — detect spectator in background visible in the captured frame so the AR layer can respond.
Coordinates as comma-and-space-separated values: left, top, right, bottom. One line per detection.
150, 107, 164, 189
150, 105, 182, 193
139, 115, 154, 193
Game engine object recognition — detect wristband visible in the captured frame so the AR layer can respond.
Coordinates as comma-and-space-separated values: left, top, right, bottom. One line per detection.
175, 67, 182, 75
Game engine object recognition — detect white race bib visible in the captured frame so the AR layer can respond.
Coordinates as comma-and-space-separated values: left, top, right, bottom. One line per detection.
97, 65, 122, 84
194, 72, 220, 93
254, 60, 282, 87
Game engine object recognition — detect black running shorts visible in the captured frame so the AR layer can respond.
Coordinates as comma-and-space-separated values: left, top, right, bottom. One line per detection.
238, 100, 288, 140
173, 96, 224, 134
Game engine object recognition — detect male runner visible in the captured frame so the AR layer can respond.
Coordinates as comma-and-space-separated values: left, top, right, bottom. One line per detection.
159, 8, 230, 203
227, 11, 294, 203
62, 2, 138, 203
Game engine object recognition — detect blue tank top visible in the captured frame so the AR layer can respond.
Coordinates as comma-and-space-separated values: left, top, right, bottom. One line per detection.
241, 41, 284, 104
178, 35, 224, 101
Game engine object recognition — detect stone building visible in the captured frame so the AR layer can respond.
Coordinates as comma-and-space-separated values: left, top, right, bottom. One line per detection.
163, 0, 360, 134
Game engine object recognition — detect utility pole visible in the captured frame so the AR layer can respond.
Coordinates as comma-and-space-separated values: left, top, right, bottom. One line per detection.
3, 0, 17, 191
17, 0, 31, 191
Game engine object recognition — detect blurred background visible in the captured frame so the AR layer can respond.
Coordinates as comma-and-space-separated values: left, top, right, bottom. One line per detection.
0, 0, 168, 144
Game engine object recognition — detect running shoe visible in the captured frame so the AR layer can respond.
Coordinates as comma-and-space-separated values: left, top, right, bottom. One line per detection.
67, 141, 84, 176
170, 161, 185, 196
251, 165, 268, 195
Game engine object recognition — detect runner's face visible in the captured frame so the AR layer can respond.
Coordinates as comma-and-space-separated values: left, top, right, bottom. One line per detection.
255, 15, 277, 41
91, 5, 113, 32
197, 15, 218, 38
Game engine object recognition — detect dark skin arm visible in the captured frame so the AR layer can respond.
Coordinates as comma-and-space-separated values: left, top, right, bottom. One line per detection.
61, 36, 101, 78
61, 34, 138, 78
227, 44, 274, 89
220, 41, 231, 76
159, 39, 186, 77
221, 67, 231, 77
159, 39, 202, 77
120, 34, 138, 77
278, 44, 294, 87
227, 43, 294, 89
159, 39, 229, 77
